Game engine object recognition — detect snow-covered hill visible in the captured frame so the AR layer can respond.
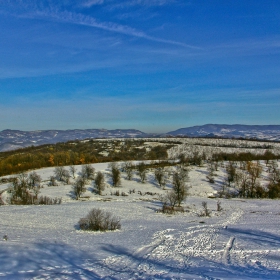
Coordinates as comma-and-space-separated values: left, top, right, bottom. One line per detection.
1, 124, 280, 152
1, 161, 280, 279
168, 124, 280, 141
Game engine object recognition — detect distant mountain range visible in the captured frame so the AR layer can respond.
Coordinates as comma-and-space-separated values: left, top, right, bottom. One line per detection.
0, 129, 148, 152
1, 124, 280, 152
168, 124, 280, 140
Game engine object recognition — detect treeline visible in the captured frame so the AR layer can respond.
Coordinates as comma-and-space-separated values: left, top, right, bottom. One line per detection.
0, 139, 169, 176
212, 150, 280, 162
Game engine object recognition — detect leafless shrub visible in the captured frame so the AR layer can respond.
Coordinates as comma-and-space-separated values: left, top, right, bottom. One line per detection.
37, 196, 62, 205
79, 208, 121, 231
199, 201, 211, 217
111, 190, 120, 196
158, 191, 180, 214
162, 205, 184, 214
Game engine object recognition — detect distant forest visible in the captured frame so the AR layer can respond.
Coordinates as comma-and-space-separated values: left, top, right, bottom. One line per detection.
0, 139, 170, 176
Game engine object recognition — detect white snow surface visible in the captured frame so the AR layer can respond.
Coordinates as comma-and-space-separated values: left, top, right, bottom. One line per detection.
0, 162, 280, 279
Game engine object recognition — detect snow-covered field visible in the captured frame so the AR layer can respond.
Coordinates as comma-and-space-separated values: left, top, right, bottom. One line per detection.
1, 163, 280, 279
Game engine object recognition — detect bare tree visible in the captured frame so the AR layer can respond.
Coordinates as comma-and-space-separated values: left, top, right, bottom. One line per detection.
137, 162, 147, 183
246, 162, 263, 198
267, 168, 280, 198
206, 162, 215, 183
69, 165, 76, 179
72, 177, 86, 199
49, 176, 57, 186
122, 161, 134, 180
94, 172, 105, 195
226, 162, 236, 187
10, 173, 28, 203
81, 164, 95, 182
63, 170, 71, 184
54, 166, 67, 181
235, 170, 250, 197
154, 167, 166, 188
108, 163, 121, 187
176, 166, 190, 182
172, 171, 189, 206
268, 166, 280, 186
28, 171, 42, 188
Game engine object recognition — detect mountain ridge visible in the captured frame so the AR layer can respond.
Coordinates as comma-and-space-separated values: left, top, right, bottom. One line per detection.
167, 124, 280, 140
1, 124, 280, 152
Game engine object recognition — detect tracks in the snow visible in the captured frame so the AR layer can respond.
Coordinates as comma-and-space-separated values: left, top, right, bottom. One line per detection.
222, 236, 235, 264
103, 208, 244, 277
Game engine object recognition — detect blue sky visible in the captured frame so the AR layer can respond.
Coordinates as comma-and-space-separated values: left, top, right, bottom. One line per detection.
0, 0, 280, 133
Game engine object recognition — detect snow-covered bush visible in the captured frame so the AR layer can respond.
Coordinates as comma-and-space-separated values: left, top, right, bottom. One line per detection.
79, 208, 121, 231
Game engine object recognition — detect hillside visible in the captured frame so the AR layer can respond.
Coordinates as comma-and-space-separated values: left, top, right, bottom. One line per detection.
1, 161, 280, 279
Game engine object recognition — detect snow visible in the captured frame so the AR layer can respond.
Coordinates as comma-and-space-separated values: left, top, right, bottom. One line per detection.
0, 162, 280, 279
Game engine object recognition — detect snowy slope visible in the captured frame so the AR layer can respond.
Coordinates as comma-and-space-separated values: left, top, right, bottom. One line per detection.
0, 162, 280, 279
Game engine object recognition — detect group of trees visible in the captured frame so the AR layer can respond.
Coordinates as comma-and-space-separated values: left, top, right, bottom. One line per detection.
10, 172, 41, 204
211, 159, 280, 199
8, 171, 61, 205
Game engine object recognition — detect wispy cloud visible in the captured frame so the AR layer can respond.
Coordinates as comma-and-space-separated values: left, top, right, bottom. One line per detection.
27, 9, 198, 49
110, 0, 178, 8
81, 0, 104, 8
1, 0, 198, 49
